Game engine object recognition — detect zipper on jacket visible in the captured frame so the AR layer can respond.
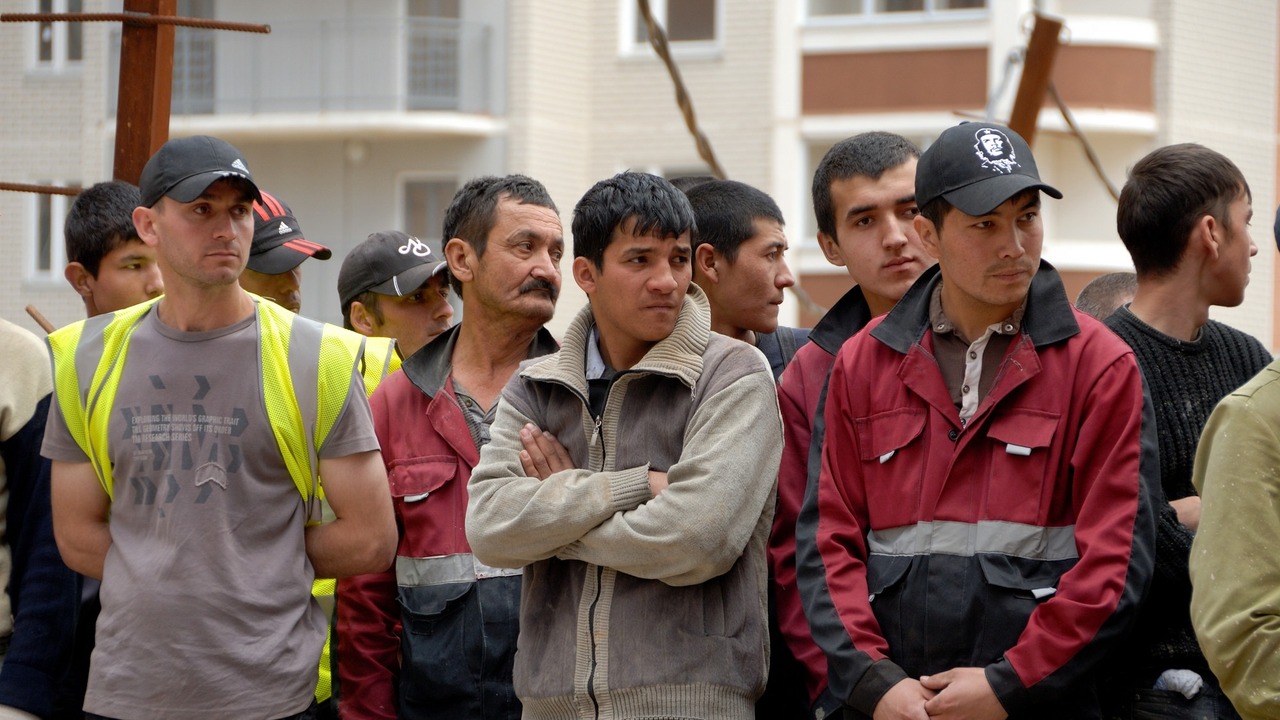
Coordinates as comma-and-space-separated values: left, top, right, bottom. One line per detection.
592, 415, 605, 468
585, 564, 605, 718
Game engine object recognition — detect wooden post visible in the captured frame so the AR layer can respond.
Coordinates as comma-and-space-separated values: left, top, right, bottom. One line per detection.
113, 0, 175, 184
1007, 13, 1063, 148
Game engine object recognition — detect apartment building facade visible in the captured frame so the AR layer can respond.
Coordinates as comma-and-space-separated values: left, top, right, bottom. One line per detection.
1, 0, 1275, 343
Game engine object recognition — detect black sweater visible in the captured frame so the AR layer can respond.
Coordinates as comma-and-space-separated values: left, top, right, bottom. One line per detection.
1104, 306, 1271, 685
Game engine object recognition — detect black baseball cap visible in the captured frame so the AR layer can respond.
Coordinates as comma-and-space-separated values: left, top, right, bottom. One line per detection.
248, 190, 332, 274
338, 230, 448, 309
138, 135, 263, 208
916, 122, 1062, 216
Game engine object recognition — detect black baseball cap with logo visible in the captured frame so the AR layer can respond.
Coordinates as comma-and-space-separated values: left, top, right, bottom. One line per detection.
916, 122, 1062, 216
138, 135, 263, 208
248, 190, 332, 274
338, 230, 449, 310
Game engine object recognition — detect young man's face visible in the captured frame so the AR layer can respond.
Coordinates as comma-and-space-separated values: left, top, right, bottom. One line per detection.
575, 221, 692, 370
365, 273, 454, 358
239, 265, 302, 313
1206, 193, 1257, 308
82, 239, 163, 315
136, 179, 256, 290
466, 197, 563, 325
701, 218, 794, 338
819, 159, 934, 316
916, 190, 1043, 329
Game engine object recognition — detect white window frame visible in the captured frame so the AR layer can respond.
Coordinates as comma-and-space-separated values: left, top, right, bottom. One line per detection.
31, 0, 84, 70
619, 0, 723, 59
805, 0, 988, 25
28, 184, 74, 283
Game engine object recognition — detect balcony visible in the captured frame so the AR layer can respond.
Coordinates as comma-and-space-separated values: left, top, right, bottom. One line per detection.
109, 16, 494, 117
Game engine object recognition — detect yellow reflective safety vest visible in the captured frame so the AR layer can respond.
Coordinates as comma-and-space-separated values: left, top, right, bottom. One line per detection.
48, 296, 365, 510
48, 296, 369, 704
313, 334, 401, 706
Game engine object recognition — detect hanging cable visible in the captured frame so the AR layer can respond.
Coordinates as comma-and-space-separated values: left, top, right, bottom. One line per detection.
1048, 82, 1120, 202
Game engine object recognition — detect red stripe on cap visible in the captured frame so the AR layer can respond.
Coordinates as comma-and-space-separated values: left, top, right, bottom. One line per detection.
261, 191, 286, 217
283, 238, 327, 254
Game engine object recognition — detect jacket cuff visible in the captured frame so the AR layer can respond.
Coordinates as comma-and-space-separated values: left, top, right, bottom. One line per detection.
847, 659, 909, 716
0, 661, 56, 719
985, 658, 1025, 716
610, 464, 653, 512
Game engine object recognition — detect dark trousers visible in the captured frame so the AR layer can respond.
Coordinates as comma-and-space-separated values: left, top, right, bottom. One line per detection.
1106, 683, 1242, 720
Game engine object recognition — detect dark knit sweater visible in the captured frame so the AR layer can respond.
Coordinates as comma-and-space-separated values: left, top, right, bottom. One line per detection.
1104, 306, 1271, 687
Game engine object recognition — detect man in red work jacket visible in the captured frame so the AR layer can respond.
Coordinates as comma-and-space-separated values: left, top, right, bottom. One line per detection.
337, 175, 563, 720
796, 122, 1157, 720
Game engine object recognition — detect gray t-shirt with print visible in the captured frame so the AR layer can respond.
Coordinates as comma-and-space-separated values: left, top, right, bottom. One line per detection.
43, 308, 378, 720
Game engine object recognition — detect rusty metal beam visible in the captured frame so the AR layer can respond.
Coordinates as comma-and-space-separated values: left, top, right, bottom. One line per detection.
111, 0, 176, 184
1007, 13, 1064, 147
0, 182, 82, 196
0, 12, 269, 33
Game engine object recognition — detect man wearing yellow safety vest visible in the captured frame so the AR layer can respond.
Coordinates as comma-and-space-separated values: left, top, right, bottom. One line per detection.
43, 135, 397, 720
338, 175, 562, 720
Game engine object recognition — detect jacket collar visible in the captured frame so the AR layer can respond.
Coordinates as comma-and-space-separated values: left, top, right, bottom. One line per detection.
870, 259, 1079, 354
810, 284, 873, 355
402, 322, 559, 397
522, 283, 712, 397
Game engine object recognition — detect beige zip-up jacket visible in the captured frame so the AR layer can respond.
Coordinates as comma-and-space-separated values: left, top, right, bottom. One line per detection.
467, 285, 782, 720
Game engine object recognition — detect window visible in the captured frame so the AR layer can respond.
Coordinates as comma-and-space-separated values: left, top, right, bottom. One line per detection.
35, 0, 83, 68
623, 0, 720, 55
808, 0, 985, 19
403, 178, 457, 250
31, 184, 74, 279
172, 0, 215, 114
407, 0, 462, 110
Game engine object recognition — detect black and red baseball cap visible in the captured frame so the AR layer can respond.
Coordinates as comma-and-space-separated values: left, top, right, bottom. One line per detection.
248, 190, 332, 274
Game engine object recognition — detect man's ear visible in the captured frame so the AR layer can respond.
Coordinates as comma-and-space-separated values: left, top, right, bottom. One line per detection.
348, 301, 376, 336
693, 243, 720, 284
816, 231, 846, 267
444, 237, 474, 285
64, 262, 94, 297
1193, 214, 1220, 261
572, 256, 598, 296
914, 215, 942, 261
132, 205, 159, 248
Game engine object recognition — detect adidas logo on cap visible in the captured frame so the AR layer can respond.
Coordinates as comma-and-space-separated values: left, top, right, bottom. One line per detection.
231, 158, 249, 173
277, 221, 292, 235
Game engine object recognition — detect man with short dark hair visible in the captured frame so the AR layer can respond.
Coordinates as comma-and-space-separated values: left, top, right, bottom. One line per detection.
63, 180, 163, 317
466, 171, 781, 719
798, 122, 1156, 719
339, 175, 561, 720
776, 131, 932, 719
44, 135, 397, 720
238, 190, 332, 314
1102, 143, 1268, 719
686, 179, 805, 381
338, 230, 454, 360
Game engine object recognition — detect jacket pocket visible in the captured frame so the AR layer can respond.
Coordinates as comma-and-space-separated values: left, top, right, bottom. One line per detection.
855, 409, 927, 515
387, 455, 455, 501
866, 553, 914, 658
398, 581, 481, 706
974, 553, 1072, 662
984, 410, 1059, 521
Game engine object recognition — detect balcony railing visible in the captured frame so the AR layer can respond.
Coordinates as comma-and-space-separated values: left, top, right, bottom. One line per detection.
109, 16, 492, 116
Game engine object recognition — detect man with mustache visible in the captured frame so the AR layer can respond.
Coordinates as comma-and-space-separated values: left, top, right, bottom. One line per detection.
338, 230, 455, 360
338, 175, 562, 720
797, 122, 1157, 720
